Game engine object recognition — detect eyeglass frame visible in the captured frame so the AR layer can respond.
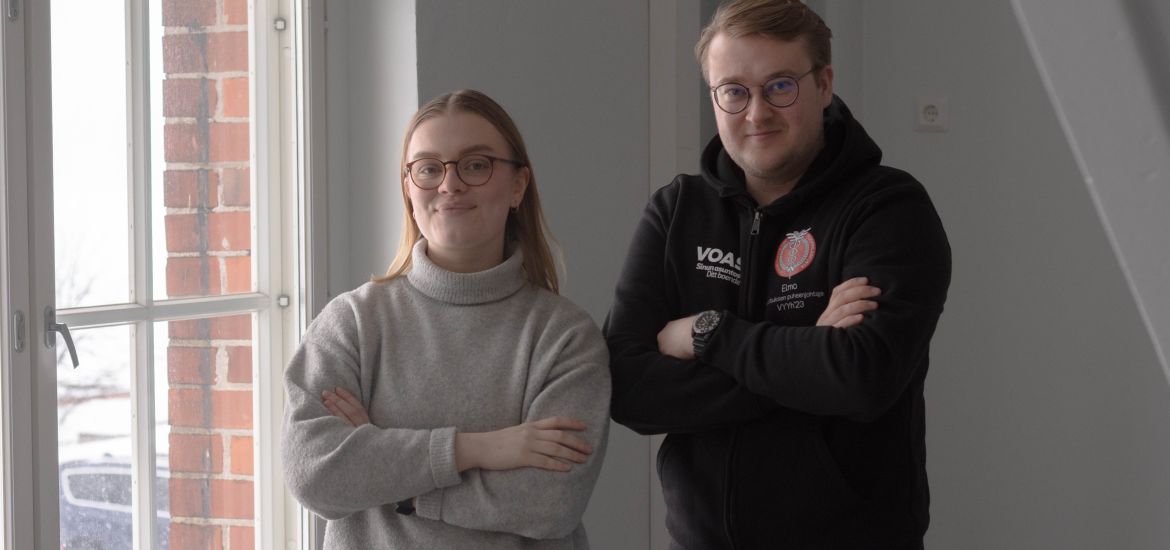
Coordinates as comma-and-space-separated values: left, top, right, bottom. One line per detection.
709, 66, 821, 114
404, 153, 525, 190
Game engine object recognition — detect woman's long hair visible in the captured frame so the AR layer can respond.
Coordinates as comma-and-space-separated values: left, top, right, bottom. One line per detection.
374, 89, 561, 294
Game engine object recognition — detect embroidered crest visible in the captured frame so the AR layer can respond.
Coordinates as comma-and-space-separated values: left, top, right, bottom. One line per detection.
775, 228, 816, 278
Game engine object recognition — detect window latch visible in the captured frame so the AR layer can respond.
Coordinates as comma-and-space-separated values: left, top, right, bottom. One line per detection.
12, 311, 24, 353
6, 0, 17, 22
44, 307, 79, 368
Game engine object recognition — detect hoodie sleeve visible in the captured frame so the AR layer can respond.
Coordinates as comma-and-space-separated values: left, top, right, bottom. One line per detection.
280, 296, 462, 520
702, 178, 952, 422
604, 182, 776, 435
413, 311, 611, 540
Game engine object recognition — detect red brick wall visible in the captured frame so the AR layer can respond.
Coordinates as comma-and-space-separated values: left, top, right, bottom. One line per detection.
161, 0, 254, 547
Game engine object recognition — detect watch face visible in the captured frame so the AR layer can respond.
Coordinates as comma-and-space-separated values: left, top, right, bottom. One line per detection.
694, 311, 721, 334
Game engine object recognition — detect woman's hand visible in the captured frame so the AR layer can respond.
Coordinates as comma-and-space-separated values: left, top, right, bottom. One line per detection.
455, 416, 593, 473
817, 276, 881, 328
322, 387, 371, 427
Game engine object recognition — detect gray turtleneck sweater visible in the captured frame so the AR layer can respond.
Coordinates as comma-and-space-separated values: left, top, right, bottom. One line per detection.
282, 240, 611, 549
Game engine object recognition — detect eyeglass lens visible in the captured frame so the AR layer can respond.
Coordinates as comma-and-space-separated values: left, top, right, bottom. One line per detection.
713, 76, 801, 113
410, 155, 495, 189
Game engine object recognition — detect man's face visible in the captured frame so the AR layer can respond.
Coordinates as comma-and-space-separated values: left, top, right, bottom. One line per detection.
706, 33, 834, 189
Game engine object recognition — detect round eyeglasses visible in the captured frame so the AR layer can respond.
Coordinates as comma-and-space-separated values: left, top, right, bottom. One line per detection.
710, 67, 819, 114
405, 153, 524, 190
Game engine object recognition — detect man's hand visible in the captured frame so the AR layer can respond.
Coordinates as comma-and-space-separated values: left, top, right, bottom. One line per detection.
658, 314, 700, 360
656, 278, 878, 361
817, 277, 881, 328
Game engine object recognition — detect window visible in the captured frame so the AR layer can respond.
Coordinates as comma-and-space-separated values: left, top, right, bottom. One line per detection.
2, 0, 301, 547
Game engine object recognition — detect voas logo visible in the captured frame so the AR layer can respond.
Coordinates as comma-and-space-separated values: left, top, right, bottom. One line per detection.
697, 246, 741, 269
695, 246, 742, 285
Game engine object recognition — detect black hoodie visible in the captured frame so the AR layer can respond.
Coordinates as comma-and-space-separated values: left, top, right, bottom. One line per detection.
605, 96, 951, 549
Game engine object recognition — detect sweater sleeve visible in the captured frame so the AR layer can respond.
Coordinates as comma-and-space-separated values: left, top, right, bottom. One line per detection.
605, 183, 775, 435
281, 296, 462, 520
702, 180, 952, 422
413, 311, 612, 540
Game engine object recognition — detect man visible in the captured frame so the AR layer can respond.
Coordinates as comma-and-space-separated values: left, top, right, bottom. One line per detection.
605, 1, 952, 548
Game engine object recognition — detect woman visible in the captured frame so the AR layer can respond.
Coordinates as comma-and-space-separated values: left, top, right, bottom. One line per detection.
282, 90, 610, 549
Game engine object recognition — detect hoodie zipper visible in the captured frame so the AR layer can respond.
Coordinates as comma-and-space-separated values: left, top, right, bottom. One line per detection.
737, 210, 763, 316
725, 208, 763, 550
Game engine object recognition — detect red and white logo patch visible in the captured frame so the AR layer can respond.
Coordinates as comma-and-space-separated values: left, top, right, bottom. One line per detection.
774, 228, 816, 278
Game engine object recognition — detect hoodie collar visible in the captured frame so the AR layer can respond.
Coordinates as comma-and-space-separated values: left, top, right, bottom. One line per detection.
699, 95, 881, 210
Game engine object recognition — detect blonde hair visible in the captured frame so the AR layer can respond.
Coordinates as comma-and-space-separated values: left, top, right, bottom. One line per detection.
695, 0, 833, 82
375, 89, 561, 294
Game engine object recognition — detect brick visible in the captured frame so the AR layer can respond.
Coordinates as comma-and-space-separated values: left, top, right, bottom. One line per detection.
224, 256, 252, 294
230, 526, 255, 550
164, 122, 208, 163
209, 122, 249, 162
222, 76, 248, 118
163, 33, 208, 74
168, 522, 221, 548
164, 170, 218, 209
170, 387, 211, 428
208, 211, 250, 251
211, 314, 252, 340
220, 168, 249, 207
170, 318, 212, 340
169, 477, 210, 518
163, 78, 216, 118
168, 345, 216, 384
226, 346, 252, 383
211, 390, 252, 430
163, 0, 216, 27
208, 31, 248, 72
210, 479, 253, 519
167, 257, 218, 297
169, 433, 224, 474
165, 213, 205, 253
225, 0, 249, 25
230, 435, 253, 475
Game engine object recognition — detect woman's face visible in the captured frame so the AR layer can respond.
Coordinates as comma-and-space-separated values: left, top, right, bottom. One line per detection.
405, 112, 528, 266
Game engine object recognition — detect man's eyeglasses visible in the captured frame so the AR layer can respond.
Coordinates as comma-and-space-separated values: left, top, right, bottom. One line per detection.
710, 67, 819, 114
405, 154, 524, 190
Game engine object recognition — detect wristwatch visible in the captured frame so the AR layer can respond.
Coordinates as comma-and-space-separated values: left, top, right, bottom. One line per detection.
395, 498, 415, 515
691, 310, 724, 358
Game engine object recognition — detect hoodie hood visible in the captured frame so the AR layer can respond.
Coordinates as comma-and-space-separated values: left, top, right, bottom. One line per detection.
699, 95, 884, 211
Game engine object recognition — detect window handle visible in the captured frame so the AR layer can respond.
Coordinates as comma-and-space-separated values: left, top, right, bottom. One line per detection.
6, 0, 17, 22
44, 307, 79, 368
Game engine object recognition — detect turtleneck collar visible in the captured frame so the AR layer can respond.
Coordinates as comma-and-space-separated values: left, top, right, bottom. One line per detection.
406, 239, 528, 305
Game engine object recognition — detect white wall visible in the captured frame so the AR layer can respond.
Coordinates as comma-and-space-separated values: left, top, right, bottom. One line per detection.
326, 0, 417, 293
853, 1, 1170, 547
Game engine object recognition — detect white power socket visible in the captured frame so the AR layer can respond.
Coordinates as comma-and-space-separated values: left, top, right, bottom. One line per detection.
915, 96, 948, 132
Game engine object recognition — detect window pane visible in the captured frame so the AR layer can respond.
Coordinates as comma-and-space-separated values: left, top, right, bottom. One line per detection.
155, 313, 256, 549
51, 1, 132, 308
152, 0, 255, 301
58, 325, 134, 550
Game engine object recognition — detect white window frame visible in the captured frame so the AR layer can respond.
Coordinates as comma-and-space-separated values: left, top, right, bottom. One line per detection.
1, 0, 303, 547
2, 0, 37, 548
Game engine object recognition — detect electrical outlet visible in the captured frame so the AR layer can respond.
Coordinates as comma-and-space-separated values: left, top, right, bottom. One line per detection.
915, 96, 948, 132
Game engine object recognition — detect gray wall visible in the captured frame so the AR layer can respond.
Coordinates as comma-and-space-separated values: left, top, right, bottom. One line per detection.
852, 1, 1170, 547
416, 2, 652, 548
327, 1, 652, 545
323, 1, 1170, 548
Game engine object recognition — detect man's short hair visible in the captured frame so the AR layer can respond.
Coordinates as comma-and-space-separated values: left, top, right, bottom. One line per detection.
695, 0, 833, 82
